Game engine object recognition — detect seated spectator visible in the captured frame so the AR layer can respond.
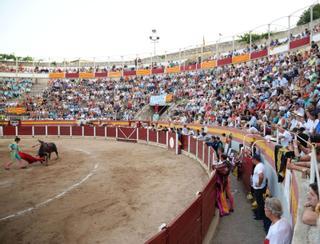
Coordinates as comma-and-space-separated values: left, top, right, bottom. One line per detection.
302, 183, 319, 226
264, 197, 292, 244
277, 125, 292, 147
311, 111, 320, 143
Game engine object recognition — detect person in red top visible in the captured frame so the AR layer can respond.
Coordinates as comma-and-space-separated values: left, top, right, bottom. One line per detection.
135, 121, 142, 128
257, 99, 267, 111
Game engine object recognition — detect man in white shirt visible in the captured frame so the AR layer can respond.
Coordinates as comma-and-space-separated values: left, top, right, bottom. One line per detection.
272, 78, 280, 88
289, 113, 303, 131
277, 126, 292, 147
252, 154, 267, 220
293, 103, 305, 118
181, 125, 188, 135
265, 197, 292, 244
278, 73, 288, 87
304, 111, 318, 135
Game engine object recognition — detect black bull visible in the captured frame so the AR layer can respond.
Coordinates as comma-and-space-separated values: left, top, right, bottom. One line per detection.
38, 140, 59, 163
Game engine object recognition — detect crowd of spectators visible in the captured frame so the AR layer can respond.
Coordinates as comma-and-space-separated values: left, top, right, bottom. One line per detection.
0, 78, 32, 103
167, 45, 320, 136
23, 77, 167, 120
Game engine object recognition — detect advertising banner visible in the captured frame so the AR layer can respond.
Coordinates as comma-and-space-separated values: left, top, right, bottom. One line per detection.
150, 94, 172, 105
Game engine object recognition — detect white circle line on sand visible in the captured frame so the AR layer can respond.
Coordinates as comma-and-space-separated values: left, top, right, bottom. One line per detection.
0, 162, 99, 222
74, 149, 92, 155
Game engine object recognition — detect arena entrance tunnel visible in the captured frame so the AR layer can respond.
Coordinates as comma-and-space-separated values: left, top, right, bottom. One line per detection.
0, 121, 304, 243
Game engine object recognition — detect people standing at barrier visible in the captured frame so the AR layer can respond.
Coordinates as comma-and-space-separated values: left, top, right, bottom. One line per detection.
286, 142, 320, 176
193, 129, 200, 139
211, 137, 224, 160
181, 125, 188, 135
264, 197, 292, 244
251, 154, 267, 222
206, 136, 216, 149
224, 133, 232, 156
3, 137, 27, 170
216, 146, 224, 162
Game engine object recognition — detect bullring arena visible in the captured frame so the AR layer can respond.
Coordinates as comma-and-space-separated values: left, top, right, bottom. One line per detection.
2, 1, 320, 243
0, 136, 208, 243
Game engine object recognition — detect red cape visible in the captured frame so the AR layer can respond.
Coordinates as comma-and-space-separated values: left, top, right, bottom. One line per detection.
18, 152, 44, 164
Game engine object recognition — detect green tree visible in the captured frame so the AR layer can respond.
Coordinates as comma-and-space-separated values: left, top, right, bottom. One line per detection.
238, 32, 271, 44
0, 53, 16, 60
0, 53, 34, 61
297, 4, 320, 26
22, 56, 33, 62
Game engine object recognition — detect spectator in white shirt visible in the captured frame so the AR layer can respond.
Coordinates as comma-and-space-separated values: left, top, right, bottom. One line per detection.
304, 111, 318, 135
252, 154, 267, 221
293, 103, 305, 118
278, 73, 288, 87
289, 113, 303, 131
277, 126, 292, 147
181, 125, 188, 135
265, 197, 292, 244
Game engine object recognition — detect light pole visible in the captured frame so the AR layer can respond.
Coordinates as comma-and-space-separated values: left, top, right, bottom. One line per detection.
249, 30, 252, 54
216, 33, 222, 59
149, 29, 160, 58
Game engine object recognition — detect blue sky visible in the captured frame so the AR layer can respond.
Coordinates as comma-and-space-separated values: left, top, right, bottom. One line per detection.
0, 0, 316, 61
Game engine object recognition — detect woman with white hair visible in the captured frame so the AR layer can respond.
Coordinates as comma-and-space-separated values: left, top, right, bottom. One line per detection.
264, 197, 292, 244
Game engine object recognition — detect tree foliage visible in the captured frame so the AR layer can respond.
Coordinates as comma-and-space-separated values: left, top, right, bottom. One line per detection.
238, 32, 271, 44
0, 53, 34, 61
297, 4, 320, 26
22, 56, 33, 62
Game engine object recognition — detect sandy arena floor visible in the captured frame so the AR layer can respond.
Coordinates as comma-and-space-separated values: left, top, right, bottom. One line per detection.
0, 137, 208, 244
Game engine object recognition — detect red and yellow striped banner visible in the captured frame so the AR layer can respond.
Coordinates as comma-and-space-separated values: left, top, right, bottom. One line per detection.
21, 120, 77, 125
